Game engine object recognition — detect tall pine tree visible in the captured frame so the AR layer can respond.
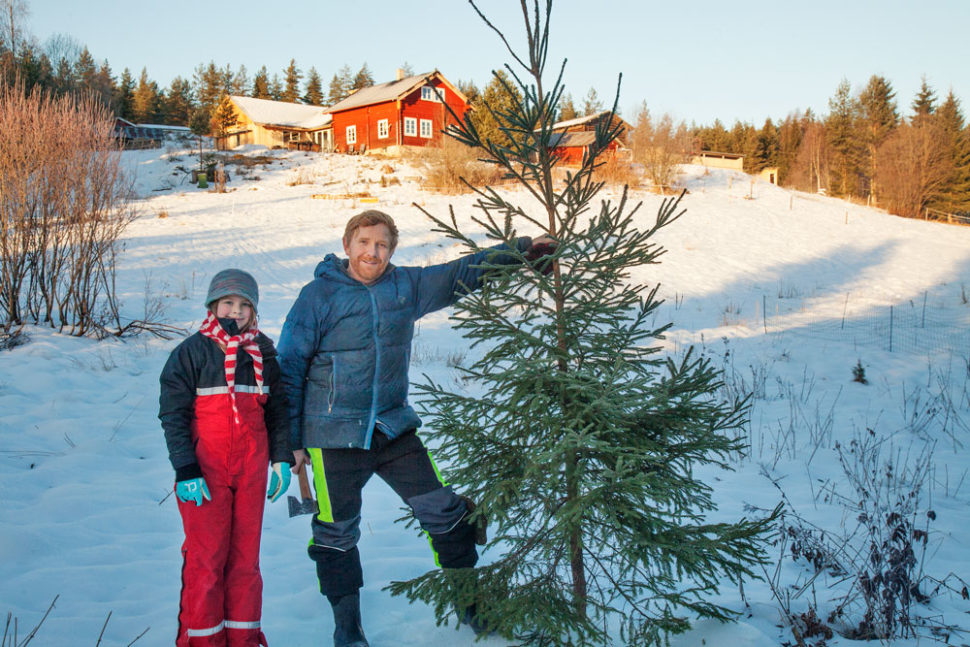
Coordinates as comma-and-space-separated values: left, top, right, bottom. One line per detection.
388, 2, 777, 645
826, 78, 862, 197
282, 58, 302, 103
858, 74, 898, 204
304, 66, 324, 105
936, 90, 970, 214
252, 65, 270, 99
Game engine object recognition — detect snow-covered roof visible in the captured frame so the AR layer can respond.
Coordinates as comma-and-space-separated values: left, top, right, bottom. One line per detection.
550, 110, 614, 131
231, 96, 332, 130
326, 71, 453, 114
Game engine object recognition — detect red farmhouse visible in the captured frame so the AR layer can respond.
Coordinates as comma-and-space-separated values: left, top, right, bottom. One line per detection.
326, 70, 469, 154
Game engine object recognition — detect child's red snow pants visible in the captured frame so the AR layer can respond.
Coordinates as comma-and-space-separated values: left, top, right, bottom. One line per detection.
176, 391, 270, 647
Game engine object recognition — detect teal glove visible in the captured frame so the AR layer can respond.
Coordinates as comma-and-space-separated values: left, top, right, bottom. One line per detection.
267, 462, 291, 503
176, 477, 211, 506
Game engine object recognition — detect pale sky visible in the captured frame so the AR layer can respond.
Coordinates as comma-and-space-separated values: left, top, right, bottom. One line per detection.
24, 0, 970, 126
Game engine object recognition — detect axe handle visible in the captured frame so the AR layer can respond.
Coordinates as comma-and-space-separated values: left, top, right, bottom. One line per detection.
298, 463, 313, 500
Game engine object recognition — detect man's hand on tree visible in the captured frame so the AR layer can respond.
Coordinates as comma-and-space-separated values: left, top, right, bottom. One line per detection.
525, 234, 557, 275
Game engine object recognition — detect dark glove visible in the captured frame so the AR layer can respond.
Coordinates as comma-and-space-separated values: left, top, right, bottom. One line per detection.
525, 239, 557, 276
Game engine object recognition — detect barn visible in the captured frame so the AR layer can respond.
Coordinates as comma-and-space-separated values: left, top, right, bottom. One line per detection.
219, 96, 333, 151
326, 70, 469, 154
547, 111, 630, 165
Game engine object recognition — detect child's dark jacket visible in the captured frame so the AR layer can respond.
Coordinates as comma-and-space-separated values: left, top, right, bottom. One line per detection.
159, 323, 291, 482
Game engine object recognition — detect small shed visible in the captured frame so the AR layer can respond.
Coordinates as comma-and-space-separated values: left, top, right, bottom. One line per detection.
546, 111, 630, 165
689, 151, 744, 171
759, 166, 779, 185
325, 69, 469, 154
219, 96, 333, 151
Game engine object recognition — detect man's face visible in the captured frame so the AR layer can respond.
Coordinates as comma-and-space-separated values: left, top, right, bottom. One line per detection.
343, 223, 394, 285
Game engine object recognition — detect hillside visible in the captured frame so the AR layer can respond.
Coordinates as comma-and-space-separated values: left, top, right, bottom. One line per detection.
1, 144, 969, 646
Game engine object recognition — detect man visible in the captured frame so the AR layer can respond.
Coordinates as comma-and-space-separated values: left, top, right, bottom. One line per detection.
277, 210, 554, 647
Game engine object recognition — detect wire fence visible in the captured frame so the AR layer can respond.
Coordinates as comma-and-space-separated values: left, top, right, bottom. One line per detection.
761, 294, 970, 357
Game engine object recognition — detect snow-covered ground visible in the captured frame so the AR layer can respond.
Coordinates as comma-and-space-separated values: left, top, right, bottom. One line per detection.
2, 143, 969, 646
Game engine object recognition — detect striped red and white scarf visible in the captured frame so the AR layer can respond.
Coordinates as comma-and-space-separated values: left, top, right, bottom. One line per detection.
199, 311, 263, 424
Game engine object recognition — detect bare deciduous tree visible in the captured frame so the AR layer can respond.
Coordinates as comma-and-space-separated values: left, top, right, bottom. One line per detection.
876, 120, 952, 219
629, 102, 687, 193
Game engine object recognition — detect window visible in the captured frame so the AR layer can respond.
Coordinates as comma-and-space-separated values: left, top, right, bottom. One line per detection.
377, 119, 389, 139
421, 85, 443, 102
346, 125, 356, 145
419, 119, 433, 139
404, 117, 417, 137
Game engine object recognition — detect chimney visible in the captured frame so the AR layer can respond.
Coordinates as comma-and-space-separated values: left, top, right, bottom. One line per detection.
396, 68, 406, 81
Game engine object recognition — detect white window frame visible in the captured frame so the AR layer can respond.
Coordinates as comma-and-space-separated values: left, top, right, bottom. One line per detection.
345, 125, 357, 145
377, 119, 389, 139
404, 117, 417, 137
421, 85, 443, 102
419, 118, 433, 139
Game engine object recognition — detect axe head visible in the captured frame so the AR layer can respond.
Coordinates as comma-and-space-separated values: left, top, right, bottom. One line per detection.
287, 495, 319, 517
288, 461, 319, 517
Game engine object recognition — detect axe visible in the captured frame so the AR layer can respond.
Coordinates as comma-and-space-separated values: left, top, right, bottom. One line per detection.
287, 463, 319, 517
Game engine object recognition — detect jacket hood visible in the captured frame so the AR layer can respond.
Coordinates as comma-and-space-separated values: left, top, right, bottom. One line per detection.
313, 253, 395, 285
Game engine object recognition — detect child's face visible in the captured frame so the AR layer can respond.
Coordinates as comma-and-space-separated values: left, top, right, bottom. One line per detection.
214, 295, 254, 331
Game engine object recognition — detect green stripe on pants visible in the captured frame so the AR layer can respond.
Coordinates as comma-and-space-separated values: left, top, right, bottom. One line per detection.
426, 449, 449, 487
307, 448, 335, 523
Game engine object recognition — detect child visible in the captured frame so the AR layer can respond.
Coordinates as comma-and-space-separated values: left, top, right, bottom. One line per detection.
159, 268, 293, 647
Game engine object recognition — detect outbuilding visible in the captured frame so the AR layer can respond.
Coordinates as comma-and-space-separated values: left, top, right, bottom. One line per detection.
546, 111, 630, 166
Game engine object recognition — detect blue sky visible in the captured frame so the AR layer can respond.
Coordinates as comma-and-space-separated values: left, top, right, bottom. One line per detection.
26, 0, 970, 126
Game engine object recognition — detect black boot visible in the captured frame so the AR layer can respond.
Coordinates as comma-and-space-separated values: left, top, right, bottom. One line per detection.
457, 602, 492, 636
329, 594, 369, 647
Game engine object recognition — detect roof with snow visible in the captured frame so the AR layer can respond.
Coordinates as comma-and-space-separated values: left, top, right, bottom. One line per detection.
230, 96, 332, 130
549, 110, 615, 131
325, 71, 460, 113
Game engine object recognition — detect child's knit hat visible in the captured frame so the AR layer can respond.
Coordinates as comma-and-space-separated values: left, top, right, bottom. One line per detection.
206, 269, 259, 311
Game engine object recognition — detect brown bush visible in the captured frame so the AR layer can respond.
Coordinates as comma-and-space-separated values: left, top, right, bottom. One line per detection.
590, 154, 641, 188
0, 80, 136, 337
412, 137, 505, 193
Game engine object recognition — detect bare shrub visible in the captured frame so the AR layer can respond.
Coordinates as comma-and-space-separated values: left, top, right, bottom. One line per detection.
0, 79, 136, 337
287, 166, 317, 186
769, 431, 937, 641
413, 137, 504, 193
590, 154, 640, 188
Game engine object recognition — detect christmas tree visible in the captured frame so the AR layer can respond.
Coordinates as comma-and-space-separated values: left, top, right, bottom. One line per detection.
388, 2, 778, 645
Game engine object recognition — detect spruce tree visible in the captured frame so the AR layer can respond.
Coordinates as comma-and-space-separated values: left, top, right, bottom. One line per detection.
826, 78, 862, 197
911, 75, 937, 124
252, 65, 270, 99
164, 76, 195, 126
115, 67, 135, 120
387, 2, 777, 645
352, 62, 374, 90
858, 74, 898, 204
193, 60, 223, 116
304, 66, 324, 105
936, 90, 970, 214
282, 58, 302, 103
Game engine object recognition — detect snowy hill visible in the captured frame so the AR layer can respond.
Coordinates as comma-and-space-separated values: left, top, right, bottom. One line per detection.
1, 145, 969, 646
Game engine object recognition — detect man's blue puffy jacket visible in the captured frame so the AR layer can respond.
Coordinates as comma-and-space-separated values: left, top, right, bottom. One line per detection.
277, 238, 531, 450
